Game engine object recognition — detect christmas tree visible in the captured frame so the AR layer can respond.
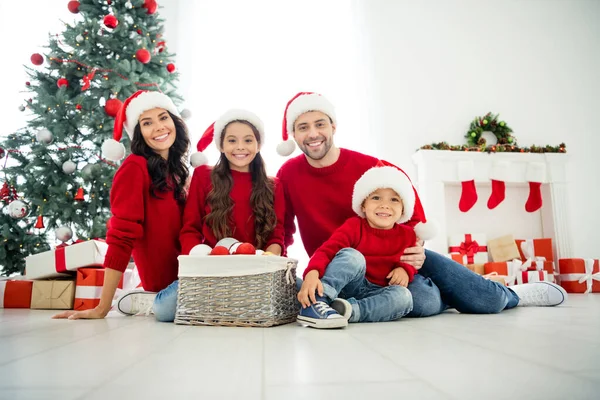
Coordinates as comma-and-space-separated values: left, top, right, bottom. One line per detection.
0, 0, 182, 275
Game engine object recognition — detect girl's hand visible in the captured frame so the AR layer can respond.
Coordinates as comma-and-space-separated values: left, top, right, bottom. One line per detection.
264, 244, 282, 256
52, 306, 109, 320
297, 270, 323, 308
387, 267, 409, 287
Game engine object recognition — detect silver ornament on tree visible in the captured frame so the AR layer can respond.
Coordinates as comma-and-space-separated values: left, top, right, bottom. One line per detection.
62, 160, 77, 174
36, 128, 53, 144
76, 34, 84, 43
81, 163, 95, 179
7, 200, 29, 219
55, 226, 73, 242
18, 105, 26, 112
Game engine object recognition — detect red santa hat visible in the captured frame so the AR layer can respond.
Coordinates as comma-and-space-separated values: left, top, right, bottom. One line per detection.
277, 92, 337, 156
102, 90, 180, 161
190, 109, 265, 167
352, 164, 437, 240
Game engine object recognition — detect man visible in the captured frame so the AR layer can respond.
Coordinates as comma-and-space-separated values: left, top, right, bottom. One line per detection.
276, 92, 567, 327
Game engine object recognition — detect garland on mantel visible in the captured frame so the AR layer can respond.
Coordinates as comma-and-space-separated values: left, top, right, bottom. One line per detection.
420, 142, 567, 154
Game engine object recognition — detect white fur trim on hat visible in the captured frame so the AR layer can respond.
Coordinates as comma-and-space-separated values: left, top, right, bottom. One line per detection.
213, 109, 264, 151
352, 166, 416, 224
525, 162, 546, 183
123, 91, 180, 138
276, 140, 296, 156
414, 221, 438, 240
102, 138, 126, 161
285, 93, 336, 137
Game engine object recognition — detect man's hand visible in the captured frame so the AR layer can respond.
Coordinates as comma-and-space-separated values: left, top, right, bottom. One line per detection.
297, 270, 323, 308
400, 239, 426, 270
52, 305, 109, 320
387, 267, 410, 287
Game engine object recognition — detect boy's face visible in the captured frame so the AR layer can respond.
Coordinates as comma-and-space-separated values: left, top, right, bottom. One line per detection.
361, 188, 404, 230
293, 111, 335, 161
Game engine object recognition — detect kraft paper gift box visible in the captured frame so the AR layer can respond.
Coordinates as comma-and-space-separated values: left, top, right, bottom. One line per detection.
25, 240, 108, 280
488, 235, 521, 262
0, 279, 33, 308
515, 238, 554, 262
482, 272, 510, 286
466, 264, 485, 275
30, 280, 75, 310
448, 234, 488, 265
558, 259, 600, 293
74, 265, 141, 310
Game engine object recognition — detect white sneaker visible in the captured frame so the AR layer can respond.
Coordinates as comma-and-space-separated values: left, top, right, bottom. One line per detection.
330, 298, 352, 320
512, 282, 568, 307
116, 290, 157, 316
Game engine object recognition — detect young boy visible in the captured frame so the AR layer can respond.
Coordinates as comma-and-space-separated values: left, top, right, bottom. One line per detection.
297, 165, 436, 329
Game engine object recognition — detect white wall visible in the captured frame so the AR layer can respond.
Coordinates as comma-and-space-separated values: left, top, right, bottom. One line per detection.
354, 0, 600, 258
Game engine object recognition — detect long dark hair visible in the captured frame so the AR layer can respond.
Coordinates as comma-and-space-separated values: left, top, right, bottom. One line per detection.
130, 111, 190, 204
205, 121, 277, 249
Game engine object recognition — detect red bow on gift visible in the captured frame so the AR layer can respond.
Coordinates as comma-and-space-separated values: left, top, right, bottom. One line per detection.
449, 234, 487, 264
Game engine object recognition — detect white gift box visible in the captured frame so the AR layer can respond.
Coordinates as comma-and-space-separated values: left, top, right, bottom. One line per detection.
448, 233, 489, 265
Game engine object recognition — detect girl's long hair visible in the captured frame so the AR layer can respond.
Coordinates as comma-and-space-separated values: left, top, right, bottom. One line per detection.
205, 121, 276, 248
130, 111, 190, 204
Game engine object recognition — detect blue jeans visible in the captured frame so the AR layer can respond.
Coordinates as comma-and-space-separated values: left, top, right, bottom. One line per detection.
152, 280, 178, 322
312, 248, 416, 323
416, 249, 520, 314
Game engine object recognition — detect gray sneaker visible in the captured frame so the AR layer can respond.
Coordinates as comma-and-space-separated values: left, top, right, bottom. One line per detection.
512, 282, 568, 307
330, 298, 352, 320
116, 290, 157, 316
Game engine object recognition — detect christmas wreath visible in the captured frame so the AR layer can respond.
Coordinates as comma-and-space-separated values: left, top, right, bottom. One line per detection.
465, 112, 515, 147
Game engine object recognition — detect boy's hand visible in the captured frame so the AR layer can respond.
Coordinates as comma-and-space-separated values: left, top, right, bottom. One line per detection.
387, 267, 409, 287
298, 270, 323, 308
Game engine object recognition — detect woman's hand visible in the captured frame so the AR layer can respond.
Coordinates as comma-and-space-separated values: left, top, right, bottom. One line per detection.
400, 239, 426, 270
297, 270, 323, 308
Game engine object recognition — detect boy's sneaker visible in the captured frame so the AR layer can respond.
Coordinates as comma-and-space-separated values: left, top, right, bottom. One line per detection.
116, 290, 157, 316
330, 298, 352, 320
512, 282, 568, 307
297, 297, 348, 329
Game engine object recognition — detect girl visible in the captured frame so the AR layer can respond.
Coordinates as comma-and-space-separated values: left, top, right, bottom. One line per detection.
53, 90, 190, 322
180, 109, 285, 256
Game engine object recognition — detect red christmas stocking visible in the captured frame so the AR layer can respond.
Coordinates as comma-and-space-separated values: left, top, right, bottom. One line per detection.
525, 162, 545, 212
458, 160, 477, 212
487, 161, 509, 209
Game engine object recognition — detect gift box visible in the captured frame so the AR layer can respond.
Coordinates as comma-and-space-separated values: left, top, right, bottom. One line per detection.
449, 253, 464, 265
516, 238, 554, 262
482, 273, 510, 286
448, 234, 488, 265
558, 259, 600, 293
488, 235, 521, 262
74, 265, 141, 311
25, 240, 108, 280
30, 280, 75, 310
0, 279, 33, 308
516, 269, 550, 285
466, 264, 485, 275
485, 259, 555, 286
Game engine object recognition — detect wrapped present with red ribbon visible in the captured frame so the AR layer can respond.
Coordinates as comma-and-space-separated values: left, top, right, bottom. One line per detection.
482, 272, 510, 286
558, 259, 600, 293
0, 278, 34, 308
448, 234, 488, 265
25, 240, 108, 280
515, 238, 554, 262
516, 269, 550, 285
74, 264, 141, 311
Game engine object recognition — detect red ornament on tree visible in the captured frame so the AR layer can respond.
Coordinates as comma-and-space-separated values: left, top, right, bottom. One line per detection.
25, 81, 31, 86
136, 29, 142, 35
104, 98, 123, 117
34, 215, 45, 229
166, 63, 176, 73
76, 104, 82, 110
67, 1, 80, 13
107, 0, 112, 4
0, 147, 5, 159
30, 53, 44, 66
103, 15, 118, 29
135, 49, 151, 64
74, 187, 85, 201
57, 78, 69, 88
143, 0, 158, 14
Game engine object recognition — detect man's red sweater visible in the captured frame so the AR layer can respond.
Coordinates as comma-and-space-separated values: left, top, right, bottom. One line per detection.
305, 216, 418, 286
179, 165, 285, 255
276, 148, 426, 257
103, 155, 182, 292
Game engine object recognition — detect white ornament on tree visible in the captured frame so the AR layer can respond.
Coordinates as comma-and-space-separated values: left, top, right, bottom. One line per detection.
62, 160, 77, 174
76, 34, 84, 43
55, 226, 73, 242
18, 105, 25, 112
7, 200, 29, 219
36, 128, 53, 144
81, 163, 95, 178
99, 97, 106, 107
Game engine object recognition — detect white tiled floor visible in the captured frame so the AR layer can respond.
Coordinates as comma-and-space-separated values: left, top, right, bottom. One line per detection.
1, 295, 599, 400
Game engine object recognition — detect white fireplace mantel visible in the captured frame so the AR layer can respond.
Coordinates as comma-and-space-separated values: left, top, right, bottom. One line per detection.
412, 149, 572, 260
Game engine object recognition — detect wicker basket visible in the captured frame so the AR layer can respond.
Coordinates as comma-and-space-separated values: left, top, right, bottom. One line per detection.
175, 254, 298, 327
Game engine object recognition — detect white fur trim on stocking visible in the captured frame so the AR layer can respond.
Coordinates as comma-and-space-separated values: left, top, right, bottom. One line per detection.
489, 161, 511, 181
457, 160, 475, 181
526, 162, 546, 183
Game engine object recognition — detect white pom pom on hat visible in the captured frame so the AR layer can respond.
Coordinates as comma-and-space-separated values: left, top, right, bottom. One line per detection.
101, 90, 180, 161
190, 109, 264, 168
278, 92, 337, 156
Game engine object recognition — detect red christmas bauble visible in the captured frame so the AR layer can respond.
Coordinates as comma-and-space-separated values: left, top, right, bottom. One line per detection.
57, 78, 69, 88
234, 243, 256, 255
136, 49, 151, 64
67, 1, 80, 13
0, 147, 5, 159
166, 63, 176, 73
30, 53, 44, 65
103, 15, 118, 29
76, 104, 82, 110
136, 29, 142, 35
25, 81, 31, 86
143, 0, 158, 14
210, 246, 230, 256
107, 0, 112, 4
104, 98, 123, 117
